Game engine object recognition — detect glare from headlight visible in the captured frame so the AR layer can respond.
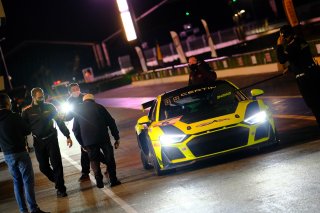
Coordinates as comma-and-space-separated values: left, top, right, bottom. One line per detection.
244, 111, 267, 125
160, 134, 186, 145
60, 102, 74, 114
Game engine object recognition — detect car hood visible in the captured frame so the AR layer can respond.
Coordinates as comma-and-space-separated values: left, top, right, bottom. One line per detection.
154, 101, 252, 135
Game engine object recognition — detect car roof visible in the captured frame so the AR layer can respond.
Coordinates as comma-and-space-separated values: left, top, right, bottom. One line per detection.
160, 80, 238, 99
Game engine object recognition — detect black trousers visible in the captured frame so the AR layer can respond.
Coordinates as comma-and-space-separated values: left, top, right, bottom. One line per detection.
85, 141, 117, 182
33, 135, 66, 193
297, 72, 320, 126
80, 148, 90, 174
81, 147, 107, 175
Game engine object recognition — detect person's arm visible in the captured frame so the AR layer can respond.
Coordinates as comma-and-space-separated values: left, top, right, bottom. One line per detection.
100, 105, 120, 148
50, 104, 73, 147
276, 35, 288, 64
72, 116, 84, 147
21, 106, 30, 125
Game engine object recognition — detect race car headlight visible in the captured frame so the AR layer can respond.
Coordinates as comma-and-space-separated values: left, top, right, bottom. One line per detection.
160, 134, 186, 145
244, 111, 267, 125
60, 102, 74, 114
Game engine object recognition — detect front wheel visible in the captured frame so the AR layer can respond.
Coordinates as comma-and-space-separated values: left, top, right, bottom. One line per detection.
150, 151, 176, 176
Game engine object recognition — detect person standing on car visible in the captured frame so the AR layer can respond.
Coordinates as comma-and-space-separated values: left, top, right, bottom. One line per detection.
276, 25, 320, 126
21, 87, 73, 198
73, 94, 121, 188
64, 83, 106, 182
188, 56, 217, 85
0, 93, 49, 213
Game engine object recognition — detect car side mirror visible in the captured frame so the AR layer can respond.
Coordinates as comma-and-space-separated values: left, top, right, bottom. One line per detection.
251, 89, 264, 100
138, 115, 151, 126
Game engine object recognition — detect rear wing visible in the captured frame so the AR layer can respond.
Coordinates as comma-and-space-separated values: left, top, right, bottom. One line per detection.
142, 99, 155, 111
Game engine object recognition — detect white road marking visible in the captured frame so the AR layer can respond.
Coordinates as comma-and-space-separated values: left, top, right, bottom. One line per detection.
61, 152, 138, 213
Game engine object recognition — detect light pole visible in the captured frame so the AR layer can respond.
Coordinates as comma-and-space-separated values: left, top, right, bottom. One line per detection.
0, 37, 12, 90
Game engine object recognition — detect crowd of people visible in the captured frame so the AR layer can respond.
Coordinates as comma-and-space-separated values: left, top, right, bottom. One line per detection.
0, 83, 121, 213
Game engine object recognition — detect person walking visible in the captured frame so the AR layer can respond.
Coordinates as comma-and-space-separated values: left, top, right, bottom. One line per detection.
0, 93, 49, 213
73, 94, 121, 188
21, 88, 72, 198
276, 24, 320, 126
188, 56, 217, 85
64, 83, 106, 182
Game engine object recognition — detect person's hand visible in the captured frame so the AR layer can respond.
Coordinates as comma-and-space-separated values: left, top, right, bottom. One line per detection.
67, 138, 73, 148
277, 35, 284, 45
114, 140, 120, 149
282, 67, 289, 75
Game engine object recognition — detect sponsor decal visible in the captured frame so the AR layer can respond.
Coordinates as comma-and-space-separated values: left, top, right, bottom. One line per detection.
165, 86, 216, 105
217, 91, 232, 100
196, 118, 230, 127
152, 116, 182, 127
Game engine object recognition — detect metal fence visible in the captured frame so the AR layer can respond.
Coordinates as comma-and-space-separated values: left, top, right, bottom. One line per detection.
142, 19, 280, 63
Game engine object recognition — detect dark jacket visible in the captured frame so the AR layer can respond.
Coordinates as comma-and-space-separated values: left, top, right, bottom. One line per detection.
276, 36, 316, 75
21, 102, 70, 139
72, 100, 119, 147
64, 93, 85, 121
0, 109, 31, 154
188, 60, 217, 85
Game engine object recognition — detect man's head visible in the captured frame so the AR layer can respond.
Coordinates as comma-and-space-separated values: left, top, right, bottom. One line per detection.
68, 83, 81, 98
188, 56, 198, 65
31, 87, 45, 105
0, 93, 11, 110
280, 25, 294, 42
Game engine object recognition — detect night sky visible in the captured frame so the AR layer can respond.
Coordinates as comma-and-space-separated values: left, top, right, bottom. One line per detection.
0, 0, 317, 88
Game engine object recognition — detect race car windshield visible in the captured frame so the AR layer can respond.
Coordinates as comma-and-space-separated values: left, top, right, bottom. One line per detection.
159, 82, 246, 123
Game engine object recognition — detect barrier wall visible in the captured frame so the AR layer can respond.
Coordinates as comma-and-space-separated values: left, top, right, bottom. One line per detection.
132, 40, 320, 85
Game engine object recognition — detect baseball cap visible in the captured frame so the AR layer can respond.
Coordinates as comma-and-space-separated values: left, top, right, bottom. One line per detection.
83, 94, 95, 101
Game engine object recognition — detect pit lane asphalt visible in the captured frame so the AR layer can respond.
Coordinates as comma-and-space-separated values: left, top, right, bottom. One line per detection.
1, 72, 320, 213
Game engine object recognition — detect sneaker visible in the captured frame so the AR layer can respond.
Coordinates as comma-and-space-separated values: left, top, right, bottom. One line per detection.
96, 178, 104, 188
109, 179, 121, 187
56, 190, 68, 198
78, 174, 90, 182
31, 208, 50, 213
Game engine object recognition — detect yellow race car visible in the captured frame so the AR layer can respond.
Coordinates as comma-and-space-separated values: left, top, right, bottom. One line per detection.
135, 80, 279, 175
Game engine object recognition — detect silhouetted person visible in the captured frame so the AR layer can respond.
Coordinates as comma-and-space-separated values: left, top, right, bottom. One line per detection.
188, 56, 217, 85
73, 94, 121, 188
0, 93, 49, 213
63, 83, 106, 182
277, 24, 320, 126
21, 88, 73, 198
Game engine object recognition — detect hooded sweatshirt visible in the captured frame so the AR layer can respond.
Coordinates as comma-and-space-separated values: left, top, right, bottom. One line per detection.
0, 109, 31, 154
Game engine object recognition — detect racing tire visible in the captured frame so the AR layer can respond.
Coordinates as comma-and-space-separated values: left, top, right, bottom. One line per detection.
140, 150, 153, 170
270, 128, 280, 147
150, 151, 176, 176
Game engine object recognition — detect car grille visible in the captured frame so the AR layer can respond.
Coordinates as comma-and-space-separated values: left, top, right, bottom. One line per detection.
187, 127, 249, 157
162, 147, 185, 161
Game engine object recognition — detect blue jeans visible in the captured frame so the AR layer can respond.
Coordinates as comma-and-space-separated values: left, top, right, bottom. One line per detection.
4, 151, 38, 213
